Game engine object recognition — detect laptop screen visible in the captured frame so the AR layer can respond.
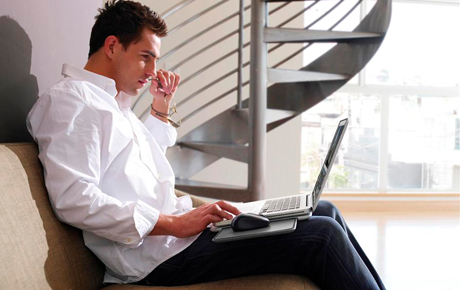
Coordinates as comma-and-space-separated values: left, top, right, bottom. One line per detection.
324, 119, 347, 169
312, 119, 348, 211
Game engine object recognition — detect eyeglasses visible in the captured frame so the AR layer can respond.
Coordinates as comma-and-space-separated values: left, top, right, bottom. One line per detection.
167, 101, 182, 128
148, 77, 163, 89
150, 99, 182, 128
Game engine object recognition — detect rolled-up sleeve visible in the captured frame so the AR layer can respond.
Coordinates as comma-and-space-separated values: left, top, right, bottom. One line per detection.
27, 89, 158, 248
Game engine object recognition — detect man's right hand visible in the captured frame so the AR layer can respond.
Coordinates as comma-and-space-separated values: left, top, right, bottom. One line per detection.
149, 69, 180, 106
149, 201, 241, 238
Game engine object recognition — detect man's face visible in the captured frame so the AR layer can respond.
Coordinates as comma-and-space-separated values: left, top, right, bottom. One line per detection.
111, 28, 161, 96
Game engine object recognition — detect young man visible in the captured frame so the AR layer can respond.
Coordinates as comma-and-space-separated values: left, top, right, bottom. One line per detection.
27, 1, 385, 289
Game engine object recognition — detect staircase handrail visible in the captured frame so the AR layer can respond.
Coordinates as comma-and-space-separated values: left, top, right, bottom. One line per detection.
167, 0, 229, 35
161, 0, 195, 20
168, 0, 364, 122
138, 0, 358, 120
133, 2, 291, 112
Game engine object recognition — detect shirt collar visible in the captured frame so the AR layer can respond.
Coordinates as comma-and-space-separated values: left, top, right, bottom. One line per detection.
115, 91, 133, 110
61, 64, 118, 98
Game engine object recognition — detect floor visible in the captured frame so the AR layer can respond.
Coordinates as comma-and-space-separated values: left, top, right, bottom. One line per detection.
342, 211, 460, 290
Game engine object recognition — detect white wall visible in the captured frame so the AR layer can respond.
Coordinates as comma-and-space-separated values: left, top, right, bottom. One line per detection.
0, 0, 102, 142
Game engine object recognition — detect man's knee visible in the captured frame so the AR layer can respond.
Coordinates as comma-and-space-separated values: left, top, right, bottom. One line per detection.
315, 200, 341, 217
319, 200, 336, 210
298, 216, 346, 241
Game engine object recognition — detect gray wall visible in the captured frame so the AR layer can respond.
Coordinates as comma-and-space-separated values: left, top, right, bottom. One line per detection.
0, 0, 102, 143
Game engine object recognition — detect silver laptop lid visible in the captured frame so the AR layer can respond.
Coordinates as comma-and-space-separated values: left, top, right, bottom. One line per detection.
312, 118, 348, 212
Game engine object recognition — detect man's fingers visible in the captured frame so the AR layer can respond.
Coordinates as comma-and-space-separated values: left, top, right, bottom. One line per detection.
203, 214, 224, 224
215, 200, 242, 216
168, 73, 175, 88
156, 69, 180, 95
202, 203, 234, 221
156, 69, 169, 91
171, 73, 180, 94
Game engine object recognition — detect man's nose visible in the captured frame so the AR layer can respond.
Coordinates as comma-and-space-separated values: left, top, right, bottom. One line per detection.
146, 62, 157, 78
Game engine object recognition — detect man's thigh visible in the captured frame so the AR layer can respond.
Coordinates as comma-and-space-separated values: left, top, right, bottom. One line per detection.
144, 216, 347, 287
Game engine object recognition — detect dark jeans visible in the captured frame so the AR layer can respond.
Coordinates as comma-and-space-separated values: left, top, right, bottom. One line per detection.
142, 200, 385, 290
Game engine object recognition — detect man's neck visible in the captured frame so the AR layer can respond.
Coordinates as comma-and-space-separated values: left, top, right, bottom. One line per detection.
85, 50, 116, 78
84, 54, 119, 94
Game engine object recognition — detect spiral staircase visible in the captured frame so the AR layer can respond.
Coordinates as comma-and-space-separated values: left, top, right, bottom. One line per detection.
133, 0, 392, 202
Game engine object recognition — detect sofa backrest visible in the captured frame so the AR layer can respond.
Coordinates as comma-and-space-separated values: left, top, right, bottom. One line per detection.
0, 143, 105, 290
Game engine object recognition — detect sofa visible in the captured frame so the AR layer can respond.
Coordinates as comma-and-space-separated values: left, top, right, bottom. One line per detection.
0, 143, 319, 290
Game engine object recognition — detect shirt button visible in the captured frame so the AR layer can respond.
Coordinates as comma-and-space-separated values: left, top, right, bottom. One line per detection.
127, 238, 132, 243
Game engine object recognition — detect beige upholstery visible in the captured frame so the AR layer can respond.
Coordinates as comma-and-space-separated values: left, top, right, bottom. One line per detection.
104, 275, 313, 290
0, 143, 319, 290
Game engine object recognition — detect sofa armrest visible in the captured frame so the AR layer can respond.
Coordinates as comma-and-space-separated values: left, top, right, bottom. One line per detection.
103, 274, 318, 290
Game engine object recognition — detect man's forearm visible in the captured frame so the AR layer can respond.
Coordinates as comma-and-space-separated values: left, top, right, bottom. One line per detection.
149, 213, 178, 236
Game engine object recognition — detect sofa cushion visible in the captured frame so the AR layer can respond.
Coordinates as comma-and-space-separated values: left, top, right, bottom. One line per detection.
0, 143, 105, 290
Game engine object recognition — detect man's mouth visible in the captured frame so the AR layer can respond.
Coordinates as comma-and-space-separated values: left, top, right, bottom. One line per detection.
138, 79, 149, 86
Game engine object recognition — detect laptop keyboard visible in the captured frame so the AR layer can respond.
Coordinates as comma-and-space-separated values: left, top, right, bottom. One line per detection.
259, 196, 301, 214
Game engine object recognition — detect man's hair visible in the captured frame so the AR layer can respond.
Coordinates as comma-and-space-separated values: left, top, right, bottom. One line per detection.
88, 0, 167, 58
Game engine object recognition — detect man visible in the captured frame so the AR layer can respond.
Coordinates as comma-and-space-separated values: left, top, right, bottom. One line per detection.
27, 1, 385, 289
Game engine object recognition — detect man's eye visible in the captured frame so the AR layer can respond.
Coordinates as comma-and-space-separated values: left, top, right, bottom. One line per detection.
142, 55, 150, 60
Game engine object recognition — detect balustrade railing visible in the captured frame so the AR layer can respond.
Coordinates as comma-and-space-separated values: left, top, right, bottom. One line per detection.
134, 1, 369, 122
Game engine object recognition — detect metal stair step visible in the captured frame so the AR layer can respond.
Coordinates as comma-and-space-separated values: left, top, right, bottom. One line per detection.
267, 68, 348, 83
175, 179, 251, 202
264, 28, 382, 43
179, 141, 249, 163
234, 108, 296, 125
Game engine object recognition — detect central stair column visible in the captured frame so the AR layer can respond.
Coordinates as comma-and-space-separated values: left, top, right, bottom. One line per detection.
249, 0, 267, 201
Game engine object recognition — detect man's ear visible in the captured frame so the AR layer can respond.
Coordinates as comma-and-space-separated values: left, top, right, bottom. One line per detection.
104, 35, 119, 59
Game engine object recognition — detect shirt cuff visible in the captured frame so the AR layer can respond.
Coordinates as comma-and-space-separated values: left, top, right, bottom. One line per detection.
127, 199, 159, 247
144, 114, 177, 147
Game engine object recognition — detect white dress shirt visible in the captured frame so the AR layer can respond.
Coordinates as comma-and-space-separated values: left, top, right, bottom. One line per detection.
27, 64, 199, 284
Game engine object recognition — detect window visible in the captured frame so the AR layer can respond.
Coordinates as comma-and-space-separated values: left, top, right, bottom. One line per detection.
455, 118, 460, 150
301, 93, 381, 190
301, 0, 460, 193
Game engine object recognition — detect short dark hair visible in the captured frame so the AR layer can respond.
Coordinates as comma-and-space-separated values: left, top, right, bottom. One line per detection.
88, 0, 167, 58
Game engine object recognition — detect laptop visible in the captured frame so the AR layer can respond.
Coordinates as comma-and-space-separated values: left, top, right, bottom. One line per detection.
213, 118, 349, 229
